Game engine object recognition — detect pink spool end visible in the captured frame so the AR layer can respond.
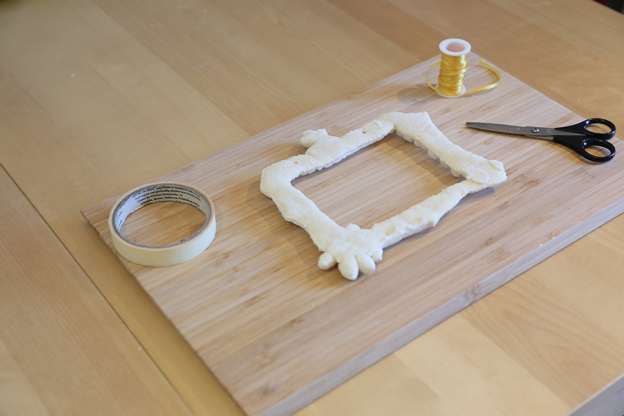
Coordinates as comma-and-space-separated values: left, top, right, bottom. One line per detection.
439, 38, 471, 56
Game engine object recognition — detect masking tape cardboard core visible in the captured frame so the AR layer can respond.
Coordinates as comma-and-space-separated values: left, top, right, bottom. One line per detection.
108, 182, 216, 266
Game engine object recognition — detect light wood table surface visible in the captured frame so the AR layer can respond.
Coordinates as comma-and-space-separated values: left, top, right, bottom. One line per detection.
1, 1, 624, 415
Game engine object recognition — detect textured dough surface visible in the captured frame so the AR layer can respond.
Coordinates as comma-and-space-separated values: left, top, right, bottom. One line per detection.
260, 112, 507, 280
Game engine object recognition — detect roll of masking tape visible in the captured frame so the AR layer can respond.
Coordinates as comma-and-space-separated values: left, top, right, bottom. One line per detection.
108, 182, 216, 267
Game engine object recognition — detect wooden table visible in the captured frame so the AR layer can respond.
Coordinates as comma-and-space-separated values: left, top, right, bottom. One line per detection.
1, 1, 623, 415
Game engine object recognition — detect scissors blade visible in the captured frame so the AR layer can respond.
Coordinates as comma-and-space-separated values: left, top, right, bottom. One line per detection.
465, 122, 564, 139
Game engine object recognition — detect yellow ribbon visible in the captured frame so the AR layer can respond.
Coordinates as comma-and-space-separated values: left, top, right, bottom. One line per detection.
426, 54, 501, 97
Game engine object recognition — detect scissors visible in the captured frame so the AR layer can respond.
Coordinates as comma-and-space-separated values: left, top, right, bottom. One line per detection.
465, 118, 616, 163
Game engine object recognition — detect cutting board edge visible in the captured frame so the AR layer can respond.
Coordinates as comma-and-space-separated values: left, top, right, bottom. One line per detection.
244, 194, 624, 416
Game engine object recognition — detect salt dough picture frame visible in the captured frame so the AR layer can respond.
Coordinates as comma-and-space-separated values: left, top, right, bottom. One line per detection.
260, 112, 507, 280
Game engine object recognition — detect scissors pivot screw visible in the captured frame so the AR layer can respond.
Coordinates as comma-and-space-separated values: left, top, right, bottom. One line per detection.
531, 127, 540, 133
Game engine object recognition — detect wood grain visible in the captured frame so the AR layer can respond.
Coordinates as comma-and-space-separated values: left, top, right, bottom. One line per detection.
0, 166, 192, 416
2, 0, 624, 415
83, 56, 624, 416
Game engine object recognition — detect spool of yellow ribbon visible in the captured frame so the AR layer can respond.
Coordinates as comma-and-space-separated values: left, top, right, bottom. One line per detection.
427, 39, 501, 98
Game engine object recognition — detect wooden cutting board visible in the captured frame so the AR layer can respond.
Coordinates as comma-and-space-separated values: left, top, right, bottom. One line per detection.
82, 54, 624, 416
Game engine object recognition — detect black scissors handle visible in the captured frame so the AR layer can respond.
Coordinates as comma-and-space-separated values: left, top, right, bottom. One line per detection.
553, 135, 616, 162
555, 118, 616, 140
